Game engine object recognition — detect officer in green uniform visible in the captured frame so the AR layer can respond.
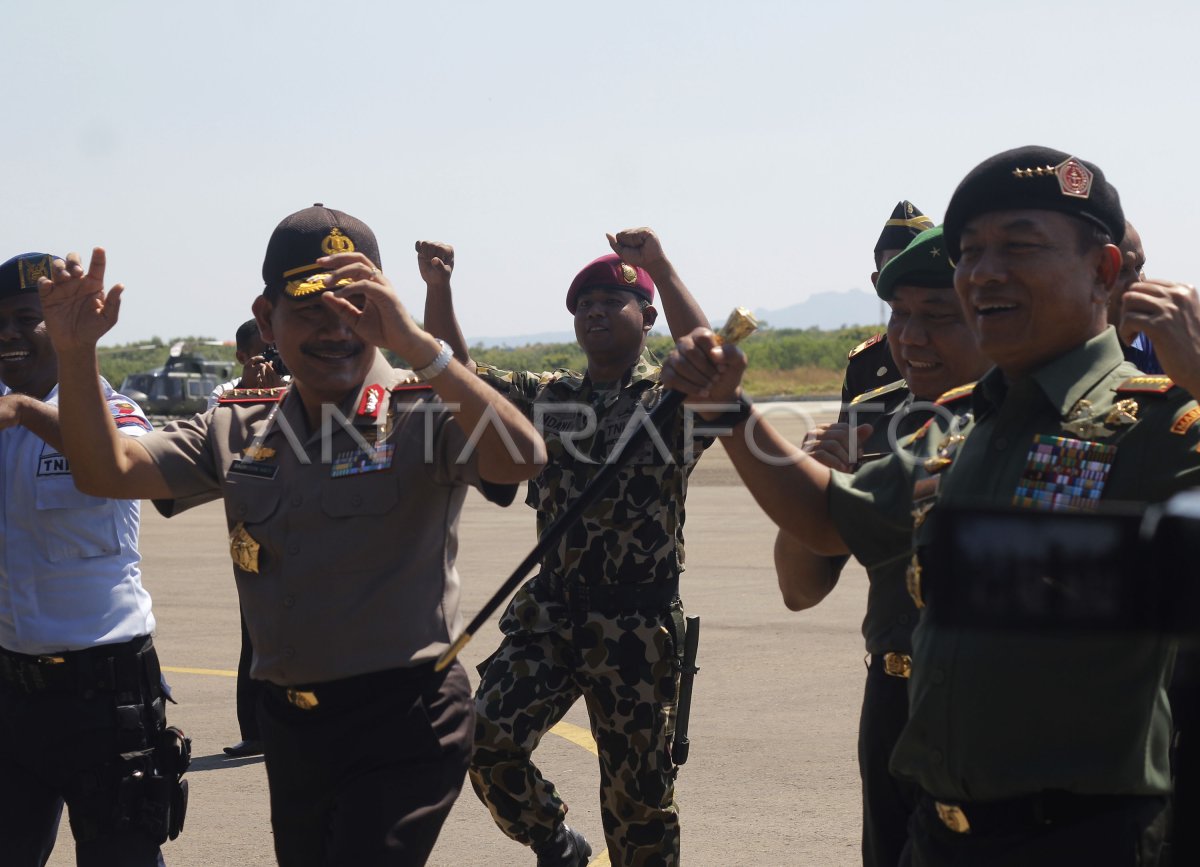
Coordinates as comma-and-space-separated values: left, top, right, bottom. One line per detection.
839, 200, 936, 410
661, 146, 1200, 866
776, 225, 990, 867
35, 207, 546, 867
419, 229, 710, 866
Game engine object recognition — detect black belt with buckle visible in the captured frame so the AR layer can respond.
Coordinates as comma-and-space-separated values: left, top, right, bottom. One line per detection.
559, 578, 680, 619
264, 661, 438, 712
929, 791, 1160, 835
867, 651, 913, 679
0, 636, 154, 695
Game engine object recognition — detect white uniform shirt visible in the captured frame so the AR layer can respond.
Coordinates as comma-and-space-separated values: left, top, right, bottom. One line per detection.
0, 380, 156, 654
206, 377, 239, 411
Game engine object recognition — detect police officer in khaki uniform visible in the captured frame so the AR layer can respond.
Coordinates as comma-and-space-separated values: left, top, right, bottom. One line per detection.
775, 225, 990, 867
661, 146, 1200, 865
36, 206, 546, 867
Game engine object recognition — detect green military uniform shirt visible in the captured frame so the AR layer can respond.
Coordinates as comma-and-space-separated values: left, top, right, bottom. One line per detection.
830, 329, 1200, 801
476, 354, 711, 634
838, 379, 930, 655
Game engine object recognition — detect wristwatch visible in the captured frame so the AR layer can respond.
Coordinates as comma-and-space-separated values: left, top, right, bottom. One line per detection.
705, 393, 753, 429
414, 339, 453, 382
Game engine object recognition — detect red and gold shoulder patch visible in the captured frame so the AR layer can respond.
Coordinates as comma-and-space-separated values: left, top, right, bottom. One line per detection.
1117, 375, 1175, 394
1171, 405, 1200, 436
847, 333, 883, 359
357, 384, 385, 419
217, 386, 288, 405
392, 378, 434, 394
935, 382, 976, 406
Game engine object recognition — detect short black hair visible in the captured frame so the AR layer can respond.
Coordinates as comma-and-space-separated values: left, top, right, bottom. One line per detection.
235, 319, 262, 353
1074, 219, 1113, 255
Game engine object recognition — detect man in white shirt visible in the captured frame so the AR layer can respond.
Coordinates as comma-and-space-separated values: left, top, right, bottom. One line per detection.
0, 252, 186, 865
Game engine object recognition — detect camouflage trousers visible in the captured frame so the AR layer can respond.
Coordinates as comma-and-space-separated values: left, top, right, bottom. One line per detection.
470, 603, 684, 866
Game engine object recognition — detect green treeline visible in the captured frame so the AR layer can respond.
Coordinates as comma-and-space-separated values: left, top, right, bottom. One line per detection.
96, 325, 882, 397
467, 324, 882, 375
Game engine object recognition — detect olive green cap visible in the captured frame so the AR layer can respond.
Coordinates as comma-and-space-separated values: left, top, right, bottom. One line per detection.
875, 225, 955, 301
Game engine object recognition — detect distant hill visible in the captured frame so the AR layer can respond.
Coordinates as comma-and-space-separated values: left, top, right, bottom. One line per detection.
471, 329, 578, 348
754, 289, 886, 331
471, 289, 884, 347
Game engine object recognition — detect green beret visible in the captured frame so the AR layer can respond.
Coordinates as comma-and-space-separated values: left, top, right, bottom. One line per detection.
875, 226, 954, 301
874, 200, 934, 255
943, 145, 1124, 262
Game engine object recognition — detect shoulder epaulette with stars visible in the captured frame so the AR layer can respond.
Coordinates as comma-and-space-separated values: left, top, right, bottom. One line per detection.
934, 382, 976, 405
1116, 375, 1176, 395
392, 378, 434, 394
217, 387, 288, 405
850, 378, 908, 405
847, 333, 883, 359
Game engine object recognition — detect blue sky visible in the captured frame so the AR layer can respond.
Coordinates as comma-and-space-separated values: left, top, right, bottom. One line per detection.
6, 0, 1198, 344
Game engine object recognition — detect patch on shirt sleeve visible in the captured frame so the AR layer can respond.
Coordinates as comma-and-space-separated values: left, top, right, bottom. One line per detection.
1170, 405, 1200, 436
109, 399, 154, 433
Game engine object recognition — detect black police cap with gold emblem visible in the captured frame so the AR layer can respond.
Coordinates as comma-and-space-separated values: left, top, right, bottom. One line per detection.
875, 226, 955, 302
943, 146, 1125, 262
0, 253, 56, 301
875, 201, 935, 255
262, 204, 381, 299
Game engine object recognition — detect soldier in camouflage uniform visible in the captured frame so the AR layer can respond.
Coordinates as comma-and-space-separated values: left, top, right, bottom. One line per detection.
419, 230, 710, 866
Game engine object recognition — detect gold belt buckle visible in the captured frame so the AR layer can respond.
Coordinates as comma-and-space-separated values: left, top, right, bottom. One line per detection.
882, 652, 912, 679
286, 688, 319, 710
935, 802, 971, 834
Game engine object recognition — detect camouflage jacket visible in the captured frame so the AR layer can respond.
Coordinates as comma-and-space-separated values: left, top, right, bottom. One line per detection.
476, 354, 712, 633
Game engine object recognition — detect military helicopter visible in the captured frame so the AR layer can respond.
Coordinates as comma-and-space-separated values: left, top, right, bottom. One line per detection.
119, 341, 235, 417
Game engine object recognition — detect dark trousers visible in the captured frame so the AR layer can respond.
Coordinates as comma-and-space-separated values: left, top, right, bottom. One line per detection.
258, 661, 473, 867
860, 659, 920, 867
904, 794, 1169, 867
0, 639, 166, 867
236, 609, 262, 741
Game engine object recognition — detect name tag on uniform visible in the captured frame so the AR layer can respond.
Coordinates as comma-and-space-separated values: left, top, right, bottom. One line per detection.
331, 443, 395, 478
228, 459, 279, 480
1012, 434, 1116, 512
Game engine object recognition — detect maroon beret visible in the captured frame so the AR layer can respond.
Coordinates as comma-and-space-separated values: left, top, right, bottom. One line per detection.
565, 254, 655, 313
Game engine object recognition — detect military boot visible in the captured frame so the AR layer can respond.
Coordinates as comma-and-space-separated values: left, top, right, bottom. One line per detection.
534, 822, 593, 866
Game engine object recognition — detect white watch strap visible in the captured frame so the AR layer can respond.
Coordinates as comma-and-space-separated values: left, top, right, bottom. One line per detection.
414, 339, 453, 381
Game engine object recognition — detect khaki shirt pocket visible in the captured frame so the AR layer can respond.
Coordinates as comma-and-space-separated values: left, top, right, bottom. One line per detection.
316, 474, 401, 571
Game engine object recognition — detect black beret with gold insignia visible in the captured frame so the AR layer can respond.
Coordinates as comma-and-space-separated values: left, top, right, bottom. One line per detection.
0, 253, 56, 301
943, 146, 1125, 261
875, 226, 955, 301
262, 204, 381, 299
874, 201, 935, 256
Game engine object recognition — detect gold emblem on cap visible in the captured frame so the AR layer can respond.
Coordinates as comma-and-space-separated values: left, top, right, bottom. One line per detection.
1054, 157, 1093, 199
284, 274, 353, 298
620, 263, 638, 285
18, 255, 51, 289
1012, 164, 1056, 179
321, 228, 356, 256
229, 522, 261, 574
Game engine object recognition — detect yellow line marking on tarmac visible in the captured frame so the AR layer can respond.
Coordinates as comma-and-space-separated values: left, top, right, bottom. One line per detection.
547, 719, 597, 756
162, 665, 610, 863
162, 665, 238, 677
